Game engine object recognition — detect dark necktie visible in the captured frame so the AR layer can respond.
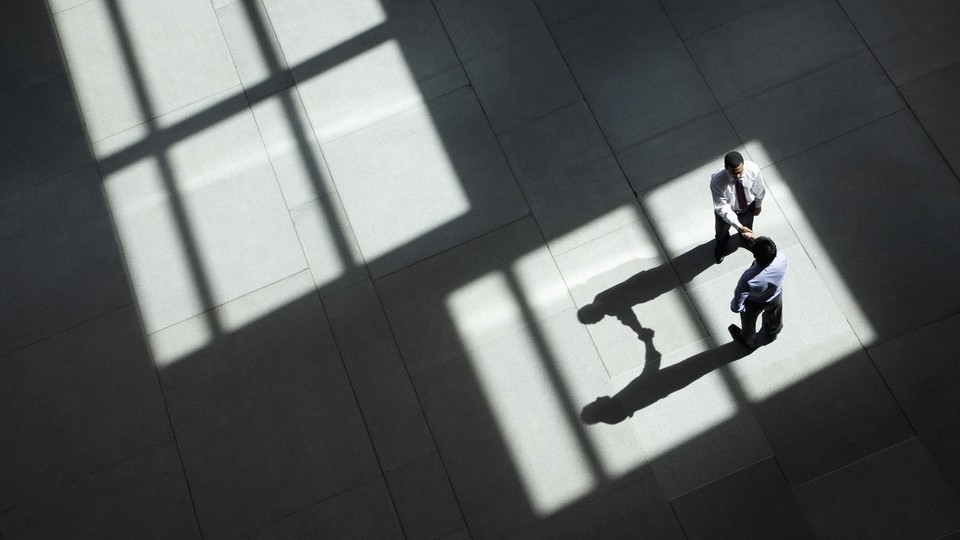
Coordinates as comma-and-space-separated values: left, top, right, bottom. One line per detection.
735, 179, 748, 210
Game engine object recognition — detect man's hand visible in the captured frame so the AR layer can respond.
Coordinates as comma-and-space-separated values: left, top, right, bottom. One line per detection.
753, 206, 762, 216
741, 230, 757, 242
738, 225, 753, 235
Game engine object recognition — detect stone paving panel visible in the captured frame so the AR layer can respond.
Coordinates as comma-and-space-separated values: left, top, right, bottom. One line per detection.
902, 61, 960, 177
0, 305, 171, 510
152, 272, 379, 539
54, 0, 240, 141
384, 452, 465, 540
290, 191, 368, 293
687, 0, 864, 106
794, 438, 960, 540
0, 443, 200, 539
552, 0, 717, 150
215, 0, 294, 103
322, 87, 528, 278
434, 0, 545, 62
659, 0, 773, 39
0, 164, 132, 355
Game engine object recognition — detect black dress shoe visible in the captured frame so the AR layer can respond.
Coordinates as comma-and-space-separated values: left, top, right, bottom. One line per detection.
728, 324, 756, 349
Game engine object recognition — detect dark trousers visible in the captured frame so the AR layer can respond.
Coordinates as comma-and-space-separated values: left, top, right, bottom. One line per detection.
715, 202, 756, 257
740, 293, 783, 346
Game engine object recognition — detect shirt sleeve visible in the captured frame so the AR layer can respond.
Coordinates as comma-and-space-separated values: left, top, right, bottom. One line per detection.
711, 175, 742, 229
751, 169, 766, 208
731, 277, 750, 312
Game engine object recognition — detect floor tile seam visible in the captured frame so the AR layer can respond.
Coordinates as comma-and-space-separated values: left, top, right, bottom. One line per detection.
0, 300, 136, 364
833, 0, 960, 185
140, 266, 310, 338
533, 0, 608, 30
0, 437, 177, 515
311, 67, 470, 148
614, 107, 725, 160
661, 0, 783, 42
665, 454, 778, 504
48, 0, 97, 16
895, 58, 960, 90
0, 157, 100, 204
486, 88, 586, 138
864, 312, 960, 354
790, 434, 919, 491
454, 17, 552, 67
543, 213, 648, 261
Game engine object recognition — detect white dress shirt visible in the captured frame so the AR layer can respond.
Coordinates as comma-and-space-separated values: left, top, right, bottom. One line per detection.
710, 160, 766, 230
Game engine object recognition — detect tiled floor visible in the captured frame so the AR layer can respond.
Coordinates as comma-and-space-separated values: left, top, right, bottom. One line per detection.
3, 0, 960, 538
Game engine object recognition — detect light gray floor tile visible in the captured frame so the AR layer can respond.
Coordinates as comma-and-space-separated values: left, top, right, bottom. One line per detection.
838, 0, 960, 85
385, 452, 465, 540
638, 162, 798, 289
902, 61, 960, 177
151, 272, 380, 539
376, 217, 573, 374
660, 0, 774, 39
870, 313, 960, 495
618, 111, 742, 194
465, 26, 581, 135
555, 221, 708, 376
291, 191, 368, 293
0, 164, 132, 355
687, 0, 864, 106
0, 442, 200, 539
552, 0, 718, 149
322, 87, 528, 279
728, 51, 905, 167
96, 90, 306, 334
508, 475, 685, 540
434, 0, 545, 62
54, 0, 239, 141
413, 310, 649, 539
323, 279, 393, 349
795, 439, 960, 540
619, 339, 772, 499
265, 0, 462, 144
216, 0, 294, 103
689, 246, 914, 485
499, 101, 640, 255
243, 477, 404, 540
763, 110, 960, 345
251, 87, 335, 209
0, 74, 92, 198
0, 305, 171, 510
341, 334, 436, 472
672, 458, 814, 540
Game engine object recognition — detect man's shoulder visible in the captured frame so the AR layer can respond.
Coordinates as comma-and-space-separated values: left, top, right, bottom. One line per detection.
744, 160, 762, 173
710, 167, 727, 184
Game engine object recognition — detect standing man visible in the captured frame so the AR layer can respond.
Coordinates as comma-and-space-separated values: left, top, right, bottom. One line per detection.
711, 151, 766, 263
728, 234, 786, 349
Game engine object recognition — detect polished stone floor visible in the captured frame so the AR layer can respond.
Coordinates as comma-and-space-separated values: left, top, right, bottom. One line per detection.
3, 0, 960, 538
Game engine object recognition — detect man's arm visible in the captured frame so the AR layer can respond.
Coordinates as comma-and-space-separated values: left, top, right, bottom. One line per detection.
751, 168, 766, 214
711, 176, 750, 231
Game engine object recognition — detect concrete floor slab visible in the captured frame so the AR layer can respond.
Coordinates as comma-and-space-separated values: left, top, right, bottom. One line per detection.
322, 278, 393, 349
794, 438, 960, 540
671, 458, 814, 539
763, 110, 960, 345
243, 477, 404, 540
54, 0, 239, 141
377, 217, 573, 374
552, 0, 718, 149
265, 0, 463, 144
385, 452, 465, 540
464, 26, 581, 135
340, 334, 436, 472
0, 164, 132, 355
838, 0, 960, 85
434, 0, 545, 62
0, 305, 170, 510
250, 87, 334, 209
291, 191, 369, 293
0, 443, 200, 539
499, 101, 639, 255
322, 87, 528, 278
96, 90, 306, 334
870, 313, 960, 495
902, 61, 960, 176
151, 272, 380, 539
659, 0, 773, 39
687, 0, 864, 106
728, 51, 905, 167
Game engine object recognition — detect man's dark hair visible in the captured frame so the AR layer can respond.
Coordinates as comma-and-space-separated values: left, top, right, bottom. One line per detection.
724, 151, 744, 169
752, 236, 777, 266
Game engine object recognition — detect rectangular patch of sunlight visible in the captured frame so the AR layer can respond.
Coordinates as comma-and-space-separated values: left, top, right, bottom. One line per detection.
447, 271, 596, 515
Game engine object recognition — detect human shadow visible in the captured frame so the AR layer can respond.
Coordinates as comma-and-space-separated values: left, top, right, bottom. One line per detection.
580, 341, 754, 424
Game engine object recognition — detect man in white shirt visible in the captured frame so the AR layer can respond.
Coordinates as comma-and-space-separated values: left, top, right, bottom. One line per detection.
710, 151, 766, 263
